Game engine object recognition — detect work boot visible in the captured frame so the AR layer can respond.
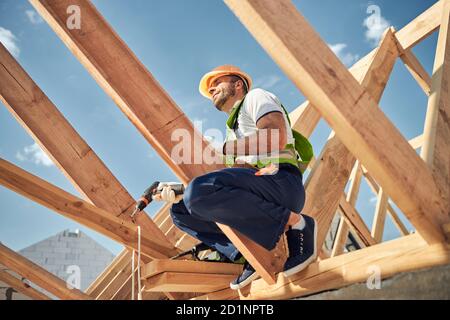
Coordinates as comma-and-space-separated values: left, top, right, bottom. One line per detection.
283, 214, 318, 277
229, 260, 260, 290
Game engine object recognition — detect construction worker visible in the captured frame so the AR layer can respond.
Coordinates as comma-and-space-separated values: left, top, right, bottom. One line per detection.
157, 65, 317, 290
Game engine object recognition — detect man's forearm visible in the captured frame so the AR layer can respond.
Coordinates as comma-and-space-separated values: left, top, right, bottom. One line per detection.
223, 128, 284, 156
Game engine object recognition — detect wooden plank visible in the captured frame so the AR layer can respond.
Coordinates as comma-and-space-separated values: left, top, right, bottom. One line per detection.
31, 0, 289, 285
110, 267, 135, 300
0, 269, 51, 300
175, 234, 201, 251
225, 0, 447, 244
338, 196, 377, 247
86, 250, 130, 296
371, 188, 389, 243
421, 1, 450, 214
193, 233, 450, 300
145, 272, 237, 293
289, 0, 443, 138
0, 243, 91, 300
397, 47, 432, 95
332, 161, 364, 256
142, 260, 243, 279
289, 50, 378, 139
409, 134, 424, 150
153, 203, 172, 228
29, 0, 223, 184
395, 0, 444, 50
0, 42, 176, 298
362, 170, 410, 236
217, 225, 286, 285
0, 42, 172, 247
95, 254, 133, 300
360, 133, 426, 238
0, 158, 178, 259
294, 28, 399, 249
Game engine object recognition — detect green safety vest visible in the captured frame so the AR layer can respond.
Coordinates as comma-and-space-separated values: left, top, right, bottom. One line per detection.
224, 97, 314, 173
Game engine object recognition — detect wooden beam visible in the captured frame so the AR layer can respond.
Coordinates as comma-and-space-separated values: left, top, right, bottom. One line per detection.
217, 225, 286, 285
225, 0, 447, 244
397, 46, 432, 96
142, 259, 243, 280
409, 134, 424, 150
0, 158, 177, 259
31, 0, 289, 285
29, 0, 223, 184
362, 170, 410, 237
0, 41, 176, 298
289, 0, 443, 138
86, 250, 130, 297
332, 161, 364, 256
0, 42, 172, 247
0, 269, 51, 300
371, 188, 389, 243
0, 243, 91, 300
360, 133, 427, 238
421, 0, 450, 214
193, 233, 450, 300
294, 28, 399, 249
92, 253, 132, 300
395, 0, 444, 50
289, 49, 378, 139
97, 258, 136, 300
145, 272, 237, 293
338, 196, 377, 247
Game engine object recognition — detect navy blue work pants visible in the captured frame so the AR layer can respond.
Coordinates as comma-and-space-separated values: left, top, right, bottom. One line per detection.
170, 164, 305, 261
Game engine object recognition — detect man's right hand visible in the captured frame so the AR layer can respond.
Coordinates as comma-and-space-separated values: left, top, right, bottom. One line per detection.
153, 182, 183, 204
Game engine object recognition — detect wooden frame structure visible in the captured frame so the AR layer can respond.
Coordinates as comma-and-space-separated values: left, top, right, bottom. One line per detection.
0, 0, 448, 300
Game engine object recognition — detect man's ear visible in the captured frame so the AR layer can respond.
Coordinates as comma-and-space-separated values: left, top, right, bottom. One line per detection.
235, 79, 245, 92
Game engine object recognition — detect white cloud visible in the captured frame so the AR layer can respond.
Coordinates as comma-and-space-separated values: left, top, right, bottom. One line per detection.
0, 27, 20, 57
363, 5, 390, 47
253, 75, 281, 89
16, 143, 54, 167
329, 43, 360, 67
25, 9, 43, 24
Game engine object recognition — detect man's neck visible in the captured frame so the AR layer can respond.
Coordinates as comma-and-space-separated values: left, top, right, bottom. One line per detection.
224, 94, 245, 115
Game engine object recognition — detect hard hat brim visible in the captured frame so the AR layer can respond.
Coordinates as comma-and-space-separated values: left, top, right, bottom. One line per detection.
199, 70, 252, 99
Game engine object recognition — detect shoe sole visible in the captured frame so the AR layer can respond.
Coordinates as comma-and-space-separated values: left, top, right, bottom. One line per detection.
229, 272, 261, 290
282, 218, 318, 277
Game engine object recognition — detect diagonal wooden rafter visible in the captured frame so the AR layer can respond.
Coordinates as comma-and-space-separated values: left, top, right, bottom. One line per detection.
30, 0, 289, 286
289, 0, 444, 139
29, 0, 223, 184
225, 0, 448, 244
395, 0, 444, 50
1, 1, 442, 300
0, 42, 175, 299
0, 158, 178, 259
421, 0, 450, 214
295, 28, 399, 249
193, 233, 450, 300
0, 43, 171, 246
0, 243, 91, 300
332, 161, 365, 256
0, 269, 51, 300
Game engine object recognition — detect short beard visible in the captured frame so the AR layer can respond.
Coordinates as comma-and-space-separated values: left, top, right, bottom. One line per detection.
214, 85, 236, 111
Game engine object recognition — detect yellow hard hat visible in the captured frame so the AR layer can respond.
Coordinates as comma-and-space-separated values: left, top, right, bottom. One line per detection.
199, 65, 252, 99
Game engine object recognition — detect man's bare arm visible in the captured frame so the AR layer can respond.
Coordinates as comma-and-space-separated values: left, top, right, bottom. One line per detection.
223, 111, 287, 156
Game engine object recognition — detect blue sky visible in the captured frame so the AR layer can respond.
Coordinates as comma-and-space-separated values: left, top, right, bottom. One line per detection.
0, 0, 440, 255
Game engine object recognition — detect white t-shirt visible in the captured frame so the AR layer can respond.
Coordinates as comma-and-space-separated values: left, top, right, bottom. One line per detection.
226, 88, 294, 164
